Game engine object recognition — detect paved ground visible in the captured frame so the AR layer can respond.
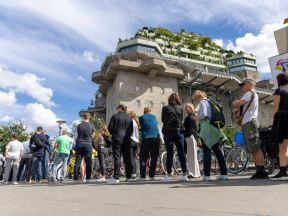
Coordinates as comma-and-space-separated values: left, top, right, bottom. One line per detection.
1, 174, 288, 216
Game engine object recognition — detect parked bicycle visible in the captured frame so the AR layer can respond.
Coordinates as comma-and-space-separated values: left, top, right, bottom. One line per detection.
225, 130, 276, 175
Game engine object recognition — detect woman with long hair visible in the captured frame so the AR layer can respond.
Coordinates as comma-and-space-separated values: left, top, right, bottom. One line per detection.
93, 125, 110, 182
161, 93, 188, 182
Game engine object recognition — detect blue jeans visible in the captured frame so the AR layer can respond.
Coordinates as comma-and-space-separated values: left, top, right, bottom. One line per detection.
52, 153, 69, 181
42, 149, 50, 180
32, 156, 43, 181
164, 132, 187, 175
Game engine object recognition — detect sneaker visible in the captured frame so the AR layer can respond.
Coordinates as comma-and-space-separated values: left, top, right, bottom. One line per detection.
218, 175, 229, 181
29, 180, 36, 184
1, 181, 8, 185
203, 176, 211, 182
82, 178, 86, 183
107, 178, 120, 184
271, 172, 288, 181
250, 172, 269, 180
149, 177, 155, 181
181, 175, 188, 182
96, 177, 106, 183
12, 181, 18, 185
163, 175, 172, 182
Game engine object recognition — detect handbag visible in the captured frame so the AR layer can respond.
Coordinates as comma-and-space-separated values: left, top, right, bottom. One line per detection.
233, 91, 255, 126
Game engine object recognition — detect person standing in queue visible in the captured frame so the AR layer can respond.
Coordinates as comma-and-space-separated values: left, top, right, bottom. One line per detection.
161, 93, 188, 182
108, 104, 133, 184
73, 112, 95, 182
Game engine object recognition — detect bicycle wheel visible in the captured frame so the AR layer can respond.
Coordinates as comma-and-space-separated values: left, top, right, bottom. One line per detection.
173, 152, 183, 175
105, 154, 114, 178
160, 151, 175, 175
56, 164, 63, 181
211, 152, 219, 175
120, 157, 126, 176
226, 146, 249, 174
265, 156, 276, 175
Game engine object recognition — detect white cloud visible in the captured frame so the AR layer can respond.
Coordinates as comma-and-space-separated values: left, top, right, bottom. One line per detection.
83, 50, 100, 63
0, 91, 16, 106
223, 23, 282, 72
77, 76, 86, 82
0, 67, 59, 135
0, 68, 55, 106
0, 115, 14, 122
213, 39, 224, 48
24, 103, 58, 133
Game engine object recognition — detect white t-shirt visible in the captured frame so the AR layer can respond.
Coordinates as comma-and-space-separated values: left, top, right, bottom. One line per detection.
131, 119, 140, 143
6, 140, 24, 159
241, 91, 259, 125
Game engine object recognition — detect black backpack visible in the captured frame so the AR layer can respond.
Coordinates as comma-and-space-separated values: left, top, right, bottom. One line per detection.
34, 138, 44, 148
206, 100, 225, 129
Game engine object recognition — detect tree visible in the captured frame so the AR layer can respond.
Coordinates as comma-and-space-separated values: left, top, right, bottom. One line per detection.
0, 122, 28, 153
90, 116, 105, 133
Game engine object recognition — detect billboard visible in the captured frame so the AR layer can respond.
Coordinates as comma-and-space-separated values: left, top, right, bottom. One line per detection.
269, 52, 288, 87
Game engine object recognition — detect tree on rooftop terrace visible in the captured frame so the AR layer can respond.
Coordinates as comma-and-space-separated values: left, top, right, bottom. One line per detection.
200, 37, 212, 47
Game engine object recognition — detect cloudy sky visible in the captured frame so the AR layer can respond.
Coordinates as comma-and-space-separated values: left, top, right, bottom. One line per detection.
0, 0, 287, 135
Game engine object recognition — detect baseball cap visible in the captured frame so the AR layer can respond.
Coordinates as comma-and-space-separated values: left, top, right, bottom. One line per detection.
238, 78, 256, 87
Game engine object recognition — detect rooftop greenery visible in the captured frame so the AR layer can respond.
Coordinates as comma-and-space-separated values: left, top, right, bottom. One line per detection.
132, 27, 240, 65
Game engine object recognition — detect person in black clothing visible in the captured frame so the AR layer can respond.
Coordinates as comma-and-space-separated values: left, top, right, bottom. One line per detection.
162, 93, 188, 182
74, 112, 95, 181
183, 103, 201, 178
108, 104, 133, 184
272, 73, 288, 179
29, 127, 50, 183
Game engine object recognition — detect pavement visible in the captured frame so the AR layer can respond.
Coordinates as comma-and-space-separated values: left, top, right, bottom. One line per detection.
1, 174, 288, 216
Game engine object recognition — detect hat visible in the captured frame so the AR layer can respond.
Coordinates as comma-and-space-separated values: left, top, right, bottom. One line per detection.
238, 78, 256, 87
116, 104, 127, 111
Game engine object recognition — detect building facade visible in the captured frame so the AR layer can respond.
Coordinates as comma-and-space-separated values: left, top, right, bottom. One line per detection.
89, 28, 274, 127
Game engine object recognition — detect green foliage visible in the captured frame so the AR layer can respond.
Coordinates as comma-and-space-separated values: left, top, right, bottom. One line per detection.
90, 116, 105, 133
0, 122, 28, 153
222, 127, 237, 145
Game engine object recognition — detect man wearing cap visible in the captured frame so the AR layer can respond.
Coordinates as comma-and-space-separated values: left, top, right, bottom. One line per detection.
232, 78, 268, 180
108, 104, 133, 184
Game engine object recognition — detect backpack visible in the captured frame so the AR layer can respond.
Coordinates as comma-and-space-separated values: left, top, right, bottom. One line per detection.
206, 100, 225, 129
34, 138, 44, 148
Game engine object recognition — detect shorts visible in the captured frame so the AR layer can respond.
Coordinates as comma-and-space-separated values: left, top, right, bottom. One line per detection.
242, 118, 261, 153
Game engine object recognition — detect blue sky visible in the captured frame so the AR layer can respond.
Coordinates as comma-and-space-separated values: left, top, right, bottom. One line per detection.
0, 0, 287, 135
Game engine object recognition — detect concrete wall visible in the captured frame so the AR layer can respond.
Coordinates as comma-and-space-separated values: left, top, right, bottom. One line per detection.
105, 70, 274, 128
106, 70, 178, 125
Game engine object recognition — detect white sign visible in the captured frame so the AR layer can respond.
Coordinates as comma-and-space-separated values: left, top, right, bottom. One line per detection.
269, 52, 288, 87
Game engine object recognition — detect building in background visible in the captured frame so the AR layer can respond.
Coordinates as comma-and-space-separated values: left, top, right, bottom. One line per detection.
226, 53, 259, 80
82, 27, 274, 127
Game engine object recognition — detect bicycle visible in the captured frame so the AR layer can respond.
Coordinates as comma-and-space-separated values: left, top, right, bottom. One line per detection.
225, 130, 276, 175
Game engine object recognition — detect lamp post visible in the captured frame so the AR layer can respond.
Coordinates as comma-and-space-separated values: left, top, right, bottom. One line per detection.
56, 120, 66, 136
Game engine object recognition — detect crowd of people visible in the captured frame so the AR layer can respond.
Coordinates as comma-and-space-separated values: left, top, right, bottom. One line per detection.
1, 73, 288, 185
